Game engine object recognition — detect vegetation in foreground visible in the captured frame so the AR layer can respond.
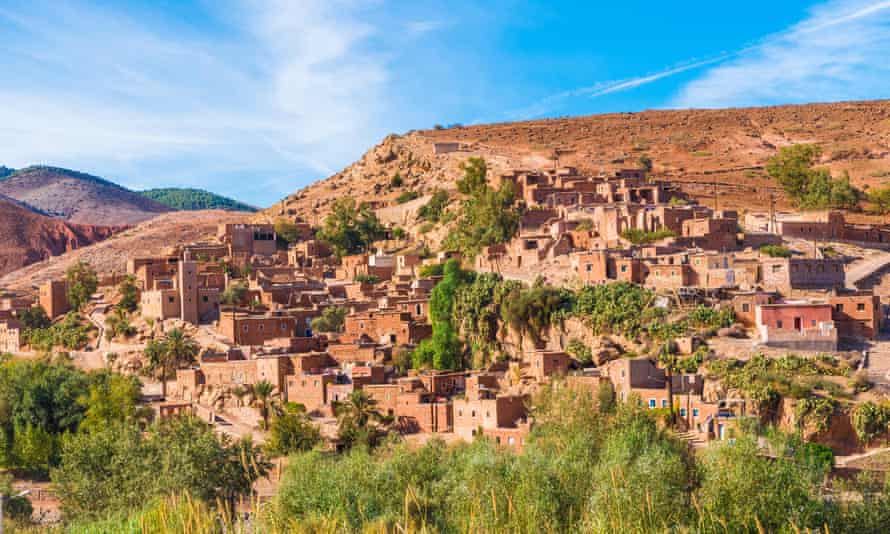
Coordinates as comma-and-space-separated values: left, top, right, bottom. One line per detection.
20, 383, 890, 534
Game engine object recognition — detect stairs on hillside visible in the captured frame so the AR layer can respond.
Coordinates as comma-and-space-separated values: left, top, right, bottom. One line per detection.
675, 430, 708, 449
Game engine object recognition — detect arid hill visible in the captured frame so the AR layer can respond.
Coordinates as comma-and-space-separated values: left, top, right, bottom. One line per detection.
0, 196, 122, 278
263, 99, 890, 222
0, 210, 250, 291
0, 166, 171, 225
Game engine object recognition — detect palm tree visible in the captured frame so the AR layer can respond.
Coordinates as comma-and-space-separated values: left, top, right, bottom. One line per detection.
336, 390, 383, 428
145, 328, 199, 398
252, 380, 277, 429
657, 342, 680, 427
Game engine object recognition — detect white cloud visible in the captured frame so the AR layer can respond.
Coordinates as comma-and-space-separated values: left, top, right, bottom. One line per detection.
0, 0, 395, 204
673, 0, 890, 108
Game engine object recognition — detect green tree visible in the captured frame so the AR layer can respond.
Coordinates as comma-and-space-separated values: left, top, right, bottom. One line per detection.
316, 197, 385, 257
335, 391, 385, 450
274, 219, 301, 246
266, 403, 322, 456
417, 189, 450, 222
444, 158, 520, 258
17, 306, 50, 330
220, 282, 248, 323
252, 379, 277, 429
145, 329, 199, 398
66, 261, 99, 311
638, 154, 653, 172
868, 184, 890, 214
767, 144, 860, 209
310, 306, 347, 333
117, 274, 139, 312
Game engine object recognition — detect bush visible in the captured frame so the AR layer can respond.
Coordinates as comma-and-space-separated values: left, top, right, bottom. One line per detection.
389, 174, 403, 188
354, 274, 380, 284
418, 263, 444, 277
310, 306, 347, 333
760, 244, 793, 258
417, 189, 450, 222
620, 227, 676, 245
396, 190, 419, 204
566, 339, 592, 365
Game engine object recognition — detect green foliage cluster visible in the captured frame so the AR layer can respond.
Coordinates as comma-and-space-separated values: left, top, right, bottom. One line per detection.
52, 415, 267, 521
794, 396, 838, 434
396, 190, 420, 204
850, 401, 890, 443
413, 260, 469, 370
417, 189, 450, 223
265, 403, 322, 457
310, 306, 347, 333
117, 274, 139, 312
566, 338, 592, 365
390, 174, 403, 187
867, 184, 890, 214
0, 357, 141, 476
258, 384, 890, 534
706, 354, 850, 410
16, 306, 50, 330
442, 158, 520, 258
620, 227, 676, 244
572, 282, 654, 339
767, 144, 860, 209
500, 281, 573, 348
140, 188, 257, 212
66, 261, 98, 312
686, 304, 736, 330
353, 274, 380, 284
418, 263, 444, 277
24, 312, 93, 352
104, 308, 135, 341
274, 219, 302, 245
144, 328, 199, 398
316, 198, 385, 257
760, 244, 793, 258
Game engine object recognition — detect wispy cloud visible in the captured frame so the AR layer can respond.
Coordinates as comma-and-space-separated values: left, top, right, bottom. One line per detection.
673, 0, 890, 108
505, 55, 732, 121
0, 0, 397, 205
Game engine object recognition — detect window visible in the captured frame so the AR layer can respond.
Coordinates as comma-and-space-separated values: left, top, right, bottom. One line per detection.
168, 296, 175, 303
508, 436, 515, 445
692, 408, 699, 417
858, 303, 866, 311
620, 265, 627, 273
586, 264, 592, 272
742, 303, 750, 312
777, 320, 783, 329
680, 408, 687, 417
661, 399, 668, 408
811, 320, 816, 327
202, 295, 209, 303
648, 399, 656, 408
836, 303, 844, 312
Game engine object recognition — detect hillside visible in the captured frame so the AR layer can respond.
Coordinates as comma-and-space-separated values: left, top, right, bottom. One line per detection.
0, 196, 121, 278
0, 210, 250, 290
0, 165, 171, 225
263, 99, 890, 223
140, 187, 257, 212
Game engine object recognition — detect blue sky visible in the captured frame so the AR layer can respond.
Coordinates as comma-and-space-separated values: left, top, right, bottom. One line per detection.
2, 0, 890, 207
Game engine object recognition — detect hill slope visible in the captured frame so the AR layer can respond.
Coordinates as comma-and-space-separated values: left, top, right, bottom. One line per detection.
0, 166, 171, 225
263, 99, 890, 222
0, 196, 121, 278
140, 188, 257, 212
0, 210, 250, 290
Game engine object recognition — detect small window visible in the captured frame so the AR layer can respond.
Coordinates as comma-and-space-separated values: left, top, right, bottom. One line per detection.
648, 399, 656, 409
661, 399, 668, 408
777, 320, 783, 329
202, 295, 209, 302
620, 265, 627, 273
836, 303, 844, 312
586, 264, 592, 272
742, 303, 750, 313
857, 303, 866, 311
168, 296, 175, 303
680, 408, 687, 417
692, 408, 699, 417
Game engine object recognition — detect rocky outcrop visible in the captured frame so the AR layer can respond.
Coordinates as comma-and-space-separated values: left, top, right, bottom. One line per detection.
0, 197, 123, 277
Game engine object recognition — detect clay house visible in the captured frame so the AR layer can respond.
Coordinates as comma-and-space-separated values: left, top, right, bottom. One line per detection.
218, 223, 277, 257
760, 257, 845, 294
288, 240, 334, 268
140, 260, 220, 324
39, 279, 70, 319
731, 291, 779, 326
342, 309, 432, 346
524, 350, 571, 382
570, 250, 643, 285
0, 318, 23, 353
218, 309, 319, 346
644, 263, 693, 291
128, 255, 180, 290
829, 291, 882, 340
679, 216, 739, 251
755, 301, 838, 351
453, 393, 530, 446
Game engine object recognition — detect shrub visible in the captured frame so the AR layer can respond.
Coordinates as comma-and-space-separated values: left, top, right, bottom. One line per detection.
389, 173, 403, 188
396, 190, 419, 204
620, 227, 676, 245
418, 263, 444, 277
760, 244, 793, 258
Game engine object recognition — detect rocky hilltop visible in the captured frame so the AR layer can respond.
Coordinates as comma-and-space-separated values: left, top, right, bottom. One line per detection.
264, 99, 890, 222
0, 196, 122, 278
0, 166, 171, 226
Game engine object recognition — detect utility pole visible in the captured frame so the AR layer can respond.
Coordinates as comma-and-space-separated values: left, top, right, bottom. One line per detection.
713, 180, 719, 212
768, 194, 776, 234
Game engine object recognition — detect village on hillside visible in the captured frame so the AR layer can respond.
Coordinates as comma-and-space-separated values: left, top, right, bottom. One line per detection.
5, 140, 890, 527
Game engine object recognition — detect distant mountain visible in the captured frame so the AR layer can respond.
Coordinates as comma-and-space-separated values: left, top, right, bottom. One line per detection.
0, 166, 13, 179
0, 165, 171, 226
140, 188, 257, 212
0, 195, 121, 278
